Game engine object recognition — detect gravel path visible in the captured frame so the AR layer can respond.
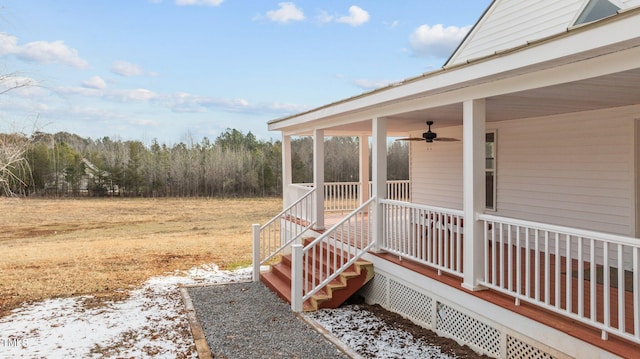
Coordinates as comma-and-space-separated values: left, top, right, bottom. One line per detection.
187, 281, 350, 359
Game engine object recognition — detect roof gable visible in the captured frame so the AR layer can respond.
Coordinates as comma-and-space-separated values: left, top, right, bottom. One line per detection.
447, 0, 640, 66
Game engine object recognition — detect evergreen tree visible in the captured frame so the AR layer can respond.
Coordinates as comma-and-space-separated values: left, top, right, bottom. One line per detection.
2, 129, 408, 198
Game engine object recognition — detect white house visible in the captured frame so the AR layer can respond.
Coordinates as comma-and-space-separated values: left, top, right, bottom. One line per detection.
253, 1, 640, 357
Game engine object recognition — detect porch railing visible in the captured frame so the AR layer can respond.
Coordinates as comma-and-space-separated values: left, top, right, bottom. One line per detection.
291, 197, 376, 312
479, 214, 640, 344
252, 187, 316, 281
294, 180, 410, 212
379, 180, 411, 202
324, 182, 360, 212
380, 199, 464, 277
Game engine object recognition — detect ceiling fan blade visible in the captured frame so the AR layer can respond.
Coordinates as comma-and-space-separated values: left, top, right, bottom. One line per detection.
434, 137, 460, 142
395, 137, 424, 141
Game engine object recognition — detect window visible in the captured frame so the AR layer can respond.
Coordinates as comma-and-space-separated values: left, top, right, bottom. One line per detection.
485, 132, 496, 210
575, 0, 620, 25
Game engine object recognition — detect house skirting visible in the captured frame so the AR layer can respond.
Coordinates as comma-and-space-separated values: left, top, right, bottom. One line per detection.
359, 253, 622, 359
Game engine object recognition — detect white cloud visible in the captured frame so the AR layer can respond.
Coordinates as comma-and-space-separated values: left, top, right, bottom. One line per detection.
111, 88, 158, 102
56, 86, 104, 98
29, 80, 305, 120
264, 102, 309, 113
0, 33, 88, 68
165, 92, 251, 113
19, 41, 88, 67
0, 76, 46, 102
409, 24, 471, 59
266, 2, 305, 23
82, 76, 107, 90
67, 105, 123, 119
384, 20, 399, 29
158, 91, 308, 116
316, 10, 334, 24
110, 61, 148, 77
175, 0, 223, 6
129, 118, 160, 127
0, 33, 19, 55
335, 6, 370, 26
56, 85, 156, 103
0, 75, 37, 95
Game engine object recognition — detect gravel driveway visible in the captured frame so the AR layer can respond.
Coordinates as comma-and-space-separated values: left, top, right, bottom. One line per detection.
187, 281, 351, 359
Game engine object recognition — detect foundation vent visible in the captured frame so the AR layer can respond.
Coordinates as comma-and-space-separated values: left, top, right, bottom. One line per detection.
359, 270, 560, 358
437, 303, 501, 356
389, 279, 433, 327
507, 336, 556, 359
359, 273, 388, 305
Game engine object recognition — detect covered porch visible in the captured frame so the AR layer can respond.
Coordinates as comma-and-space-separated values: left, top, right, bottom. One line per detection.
323, 201, 639, 355
255, 182, 640, 356
255, 11, 640, 358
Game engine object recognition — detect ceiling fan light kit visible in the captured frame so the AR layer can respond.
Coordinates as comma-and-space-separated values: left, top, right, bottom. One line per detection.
396, 120, 460, 145
422, 121, 437, 142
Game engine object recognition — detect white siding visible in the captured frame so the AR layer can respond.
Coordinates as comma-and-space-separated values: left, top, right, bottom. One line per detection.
410, 105, 639, 236
410, 126, 464, 210
496, 107, 636, 235
450, 0, 586, 65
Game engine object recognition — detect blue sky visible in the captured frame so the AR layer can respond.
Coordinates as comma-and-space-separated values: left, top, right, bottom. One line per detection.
0, 0, 491, 144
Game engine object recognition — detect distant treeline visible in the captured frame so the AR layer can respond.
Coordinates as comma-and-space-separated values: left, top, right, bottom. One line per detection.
3, 129, 408, 197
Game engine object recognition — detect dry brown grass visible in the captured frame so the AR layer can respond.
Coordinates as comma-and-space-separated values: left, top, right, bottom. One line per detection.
0, 197, 282, 317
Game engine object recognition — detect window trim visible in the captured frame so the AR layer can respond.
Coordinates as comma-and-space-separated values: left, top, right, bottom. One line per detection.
485, 130, 497, 211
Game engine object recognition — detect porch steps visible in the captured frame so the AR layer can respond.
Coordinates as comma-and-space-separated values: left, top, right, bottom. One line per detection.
261, 239, 374, 312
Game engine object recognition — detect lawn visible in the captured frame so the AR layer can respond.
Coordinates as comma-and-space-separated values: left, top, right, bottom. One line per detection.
0, 197, 282, 317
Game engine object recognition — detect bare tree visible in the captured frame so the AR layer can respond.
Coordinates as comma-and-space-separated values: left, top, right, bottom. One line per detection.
0, 133, 31, 196
0, 72, 38, 196
0, 72, 35, 95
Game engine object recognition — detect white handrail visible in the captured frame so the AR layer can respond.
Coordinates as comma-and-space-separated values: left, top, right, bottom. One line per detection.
380, 199, 464, 277
293, 180, 410, 212
252, 187, 316, 281
479, 213, 640, 344
324, 182, 360, 212
480, 214, 640, 247
291, 197, 377, 310
385, 180, 411, 201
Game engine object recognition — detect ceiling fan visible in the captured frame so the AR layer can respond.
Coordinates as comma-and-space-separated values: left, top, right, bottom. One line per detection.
396, 121, 460, 143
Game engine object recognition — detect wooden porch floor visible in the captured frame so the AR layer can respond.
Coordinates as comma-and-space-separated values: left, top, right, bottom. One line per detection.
315, 213, 640, 358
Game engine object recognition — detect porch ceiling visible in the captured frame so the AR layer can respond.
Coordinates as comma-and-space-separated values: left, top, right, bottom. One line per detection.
311, 67, 640, 137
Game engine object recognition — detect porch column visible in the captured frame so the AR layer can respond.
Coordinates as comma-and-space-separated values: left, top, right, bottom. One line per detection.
359, 135, 370, 205
313, 129, 325, 231
372, 118, 387, 252
282, 135, 292, 207
462, 99, 487, 291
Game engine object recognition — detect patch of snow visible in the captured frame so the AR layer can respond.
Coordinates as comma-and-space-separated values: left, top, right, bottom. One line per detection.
307, 305, 457, 359
0, 264, 251, 358
0, 264, 454, 358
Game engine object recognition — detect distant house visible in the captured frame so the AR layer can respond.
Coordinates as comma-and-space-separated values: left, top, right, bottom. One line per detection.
45, 158, 117, 196
82, 158, 119, 196
253, 1, 640, 357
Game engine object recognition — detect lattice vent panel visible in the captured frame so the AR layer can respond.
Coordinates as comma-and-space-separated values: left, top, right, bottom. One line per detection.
437, 303, 501, 356
389, 279, 433, 327
507, 336, 555, 359
359, 273, 388, 306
